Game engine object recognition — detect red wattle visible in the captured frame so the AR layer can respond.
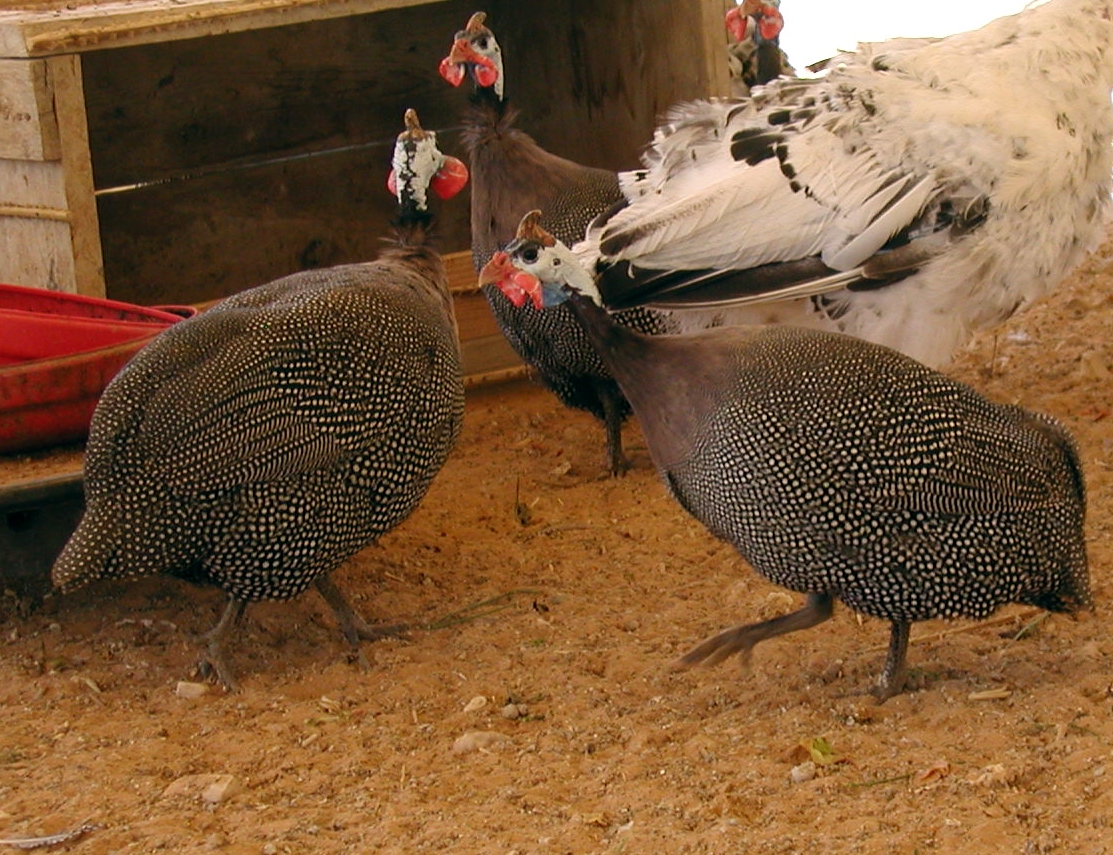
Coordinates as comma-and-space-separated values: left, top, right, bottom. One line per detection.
503, 270, 543, 309
439, 56, 465, 87
758, 7, 784, 41
431, 157, 469, 200
725, 7, 751, 43
474, 59, 499, 89
386, 169, 397, 197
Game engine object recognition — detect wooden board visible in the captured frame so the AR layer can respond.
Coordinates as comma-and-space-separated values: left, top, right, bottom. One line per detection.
0, 57, 58, 159
80, 2, 475, 190
0, 0, 442, 58
0, 54, 102, 294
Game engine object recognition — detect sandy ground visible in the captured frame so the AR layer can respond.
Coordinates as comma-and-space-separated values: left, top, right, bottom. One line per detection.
0, 231, 1111, 854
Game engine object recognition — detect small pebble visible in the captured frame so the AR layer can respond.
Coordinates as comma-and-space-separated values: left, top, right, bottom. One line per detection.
452, 730, 510, 753
175, 681, 209, 699
464, 695, 488, 713
789, 761, 816, 784
500, 703, 527, 720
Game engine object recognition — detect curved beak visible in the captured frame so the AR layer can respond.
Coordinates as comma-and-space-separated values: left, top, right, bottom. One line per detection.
438, 38, 499, 88
479, 251, 543, 309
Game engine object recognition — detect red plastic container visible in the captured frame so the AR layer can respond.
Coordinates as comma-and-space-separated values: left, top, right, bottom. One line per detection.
0, 284, 196, 454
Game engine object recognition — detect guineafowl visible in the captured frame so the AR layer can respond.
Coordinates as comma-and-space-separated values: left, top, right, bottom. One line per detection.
725, 0, 794, 97
580, 0, 1113, 370
51, 109, 469, 689
439, 11, 675, 474
482, 211, 1090, 702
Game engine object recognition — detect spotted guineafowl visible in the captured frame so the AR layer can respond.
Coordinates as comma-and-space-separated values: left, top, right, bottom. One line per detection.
481, 211, 1090, 702
439, 11, 675, 474
51, 109, 469, 689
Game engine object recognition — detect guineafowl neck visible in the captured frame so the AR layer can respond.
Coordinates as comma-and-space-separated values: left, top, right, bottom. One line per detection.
564, 292, 747, 471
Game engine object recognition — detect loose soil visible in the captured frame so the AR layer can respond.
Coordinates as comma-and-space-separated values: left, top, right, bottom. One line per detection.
1, 231, 1112, 855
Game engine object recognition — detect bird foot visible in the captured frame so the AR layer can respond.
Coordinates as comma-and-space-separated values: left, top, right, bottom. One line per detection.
671, 626, 758, 670
672, 594, 835, 673
195, 652, 240, 692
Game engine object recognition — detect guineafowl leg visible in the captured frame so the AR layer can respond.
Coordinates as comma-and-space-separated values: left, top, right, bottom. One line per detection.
314, 575, 408, 670
597, 383, 629, 476
196, 596, 248, 691
673, 592, 834, 670
872, 620, 911, 704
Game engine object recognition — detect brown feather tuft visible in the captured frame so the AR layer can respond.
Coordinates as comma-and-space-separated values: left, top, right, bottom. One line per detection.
515, 210, 557, 247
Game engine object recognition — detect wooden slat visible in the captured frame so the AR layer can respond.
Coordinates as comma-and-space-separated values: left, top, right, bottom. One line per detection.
80, 2, 475, 189
49, 53, 103, 296
0, 57, 59, 159
0, 214, 77, 288
95, 142, 473, 306
460, 332, 522, 380
0, 0, 443, 58
0, 158, 75, 288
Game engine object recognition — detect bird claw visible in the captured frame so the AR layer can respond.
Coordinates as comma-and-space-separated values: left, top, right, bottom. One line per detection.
195, 655, 239, 692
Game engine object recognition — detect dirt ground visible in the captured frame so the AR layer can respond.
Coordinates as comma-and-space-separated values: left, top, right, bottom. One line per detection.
1, 229, 1112, 855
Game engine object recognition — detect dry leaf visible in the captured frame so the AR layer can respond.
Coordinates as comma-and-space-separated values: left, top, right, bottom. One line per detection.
914, 759, 951, 783
791, 736, 842, 766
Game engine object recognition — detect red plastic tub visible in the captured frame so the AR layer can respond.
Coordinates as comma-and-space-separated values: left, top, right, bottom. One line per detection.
0, 284, 196, 454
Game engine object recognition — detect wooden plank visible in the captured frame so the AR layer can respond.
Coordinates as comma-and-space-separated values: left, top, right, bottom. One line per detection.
95, 141, 473, 306
460, 333, 522, 380
0, 57, 59, 159
0, 214, 77, 288
702, 0, 735, 98
80, 0, 477, 189
0, 156, 68, 207
0, 0, 444, 58
0, 158, 75, 289
48, 53, 103, 296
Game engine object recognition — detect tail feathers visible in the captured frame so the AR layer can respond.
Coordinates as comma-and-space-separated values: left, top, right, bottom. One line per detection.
51, 508, 150, 592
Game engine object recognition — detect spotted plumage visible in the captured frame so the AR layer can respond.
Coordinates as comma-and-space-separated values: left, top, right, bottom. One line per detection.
483, 212, 1089, 701
52, 110, 466, 688
440, 11, 673, 474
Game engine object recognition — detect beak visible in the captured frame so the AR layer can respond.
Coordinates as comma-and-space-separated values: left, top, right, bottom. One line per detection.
479, 252, 544, 309
438, 39, 499, 88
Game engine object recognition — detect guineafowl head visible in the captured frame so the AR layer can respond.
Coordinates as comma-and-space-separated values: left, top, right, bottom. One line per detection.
387, 108, 468, 221
438, 11, 505, 100
479, 210, 601, 309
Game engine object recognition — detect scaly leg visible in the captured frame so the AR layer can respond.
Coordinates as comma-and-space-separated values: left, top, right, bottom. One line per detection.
872, 620, 911, 704
597, 383, 630, 477
197, 597, 248, 691
673, 592, 834, 670
314, 575, 408, 670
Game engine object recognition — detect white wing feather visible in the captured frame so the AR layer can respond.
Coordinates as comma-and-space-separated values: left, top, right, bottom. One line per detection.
579, 0, 1113, 370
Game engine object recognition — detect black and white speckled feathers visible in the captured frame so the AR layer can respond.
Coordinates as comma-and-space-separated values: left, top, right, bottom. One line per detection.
53, 262, 463, 604
440, 11, 672, 473
487, 215, 1088, 699
52, 110, 465, 687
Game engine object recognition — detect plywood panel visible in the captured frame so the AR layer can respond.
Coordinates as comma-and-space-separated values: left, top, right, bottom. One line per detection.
0, 57, 59, 159
81, 0, 480, 189
96, 136, 473, 306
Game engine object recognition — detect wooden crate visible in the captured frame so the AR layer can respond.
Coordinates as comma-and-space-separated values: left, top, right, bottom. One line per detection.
0, 0, 732, 379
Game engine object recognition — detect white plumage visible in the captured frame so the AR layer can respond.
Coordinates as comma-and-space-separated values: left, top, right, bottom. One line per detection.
582, 0, 1113, 367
